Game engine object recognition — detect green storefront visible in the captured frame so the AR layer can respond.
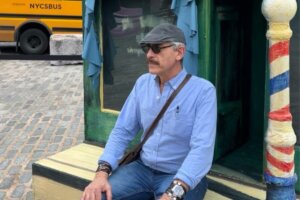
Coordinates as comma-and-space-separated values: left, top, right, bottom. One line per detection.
83, 0, 300, 194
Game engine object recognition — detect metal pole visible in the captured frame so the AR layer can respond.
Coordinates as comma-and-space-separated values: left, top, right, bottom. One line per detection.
262, 0, 298, 199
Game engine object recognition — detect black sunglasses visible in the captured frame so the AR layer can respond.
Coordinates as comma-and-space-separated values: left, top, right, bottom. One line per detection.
141, 43, 175, 54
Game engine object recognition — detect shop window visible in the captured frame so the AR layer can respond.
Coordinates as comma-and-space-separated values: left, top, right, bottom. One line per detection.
101, 0, 175, 111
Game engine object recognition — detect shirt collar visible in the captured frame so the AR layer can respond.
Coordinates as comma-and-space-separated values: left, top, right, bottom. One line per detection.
153, 69, 188, 90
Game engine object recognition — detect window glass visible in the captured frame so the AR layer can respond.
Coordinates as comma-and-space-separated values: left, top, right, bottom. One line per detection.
102, 0, 176, 111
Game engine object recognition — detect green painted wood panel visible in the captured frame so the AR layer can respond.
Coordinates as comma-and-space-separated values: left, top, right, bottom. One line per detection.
83, 0, 118, 145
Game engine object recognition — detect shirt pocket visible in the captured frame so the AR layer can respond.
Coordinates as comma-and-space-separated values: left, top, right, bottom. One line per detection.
163, 106, 194, 138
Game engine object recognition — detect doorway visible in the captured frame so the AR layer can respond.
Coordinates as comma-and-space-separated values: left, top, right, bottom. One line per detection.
209, 0, 267, 186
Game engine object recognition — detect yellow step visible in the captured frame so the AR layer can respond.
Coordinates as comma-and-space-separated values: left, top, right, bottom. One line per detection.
32, 143, 265, 200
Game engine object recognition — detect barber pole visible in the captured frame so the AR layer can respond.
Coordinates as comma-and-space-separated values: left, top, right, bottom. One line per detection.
262, 0, 298, 199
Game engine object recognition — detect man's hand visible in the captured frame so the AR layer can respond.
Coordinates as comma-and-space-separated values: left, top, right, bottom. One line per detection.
81, 172, 112, 200
159, 193, 171, 200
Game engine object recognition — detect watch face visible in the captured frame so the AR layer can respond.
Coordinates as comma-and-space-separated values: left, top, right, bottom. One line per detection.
172, 184, 185, 197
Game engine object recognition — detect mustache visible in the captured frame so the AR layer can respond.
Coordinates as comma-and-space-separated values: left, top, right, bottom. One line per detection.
147, 59, 159, 65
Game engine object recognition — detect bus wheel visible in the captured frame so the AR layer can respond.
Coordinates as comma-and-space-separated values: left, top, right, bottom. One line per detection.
20, 29, 48, 55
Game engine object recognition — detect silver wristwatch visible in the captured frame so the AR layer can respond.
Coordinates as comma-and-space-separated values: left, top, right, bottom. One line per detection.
166, 180, 186, 200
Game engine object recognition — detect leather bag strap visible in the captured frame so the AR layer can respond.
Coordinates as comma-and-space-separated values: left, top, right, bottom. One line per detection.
138, 73, 192, 148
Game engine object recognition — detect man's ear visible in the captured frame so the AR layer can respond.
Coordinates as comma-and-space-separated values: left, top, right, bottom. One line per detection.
175, 46, 185, 61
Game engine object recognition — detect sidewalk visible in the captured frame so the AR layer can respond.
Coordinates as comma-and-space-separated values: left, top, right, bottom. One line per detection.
0, 60, 84, 199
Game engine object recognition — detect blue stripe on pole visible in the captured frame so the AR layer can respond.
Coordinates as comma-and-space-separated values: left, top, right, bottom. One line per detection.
270, 71, 289, 95
264, 173, 297, 200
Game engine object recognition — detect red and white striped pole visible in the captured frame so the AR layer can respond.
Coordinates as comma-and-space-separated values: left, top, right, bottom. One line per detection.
262, 0, 298, 199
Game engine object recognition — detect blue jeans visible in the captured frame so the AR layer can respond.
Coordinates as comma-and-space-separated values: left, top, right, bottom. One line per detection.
102, 159, 207, 200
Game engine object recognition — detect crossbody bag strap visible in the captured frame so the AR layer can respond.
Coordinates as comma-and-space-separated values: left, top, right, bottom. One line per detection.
139, 73, 192, 147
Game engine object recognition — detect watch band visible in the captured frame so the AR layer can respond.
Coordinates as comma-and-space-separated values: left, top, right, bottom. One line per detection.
166, 180, 186, 200
173, 180, 187, 193
96, 161, 112, 175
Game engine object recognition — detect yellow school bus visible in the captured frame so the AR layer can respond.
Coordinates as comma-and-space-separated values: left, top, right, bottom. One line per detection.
0, 0, 82, 54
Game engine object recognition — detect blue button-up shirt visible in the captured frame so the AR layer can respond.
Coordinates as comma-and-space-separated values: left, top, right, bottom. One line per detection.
100, 69, 217, 189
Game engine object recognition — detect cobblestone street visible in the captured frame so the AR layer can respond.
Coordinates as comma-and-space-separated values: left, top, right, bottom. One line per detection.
0, 60, 84, 199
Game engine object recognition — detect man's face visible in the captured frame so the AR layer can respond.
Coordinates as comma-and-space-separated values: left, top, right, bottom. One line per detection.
141, 43, 184, 78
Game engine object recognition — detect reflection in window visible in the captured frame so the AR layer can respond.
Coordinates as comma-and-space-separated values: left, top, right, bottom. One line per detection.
102, 0, 176, 111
